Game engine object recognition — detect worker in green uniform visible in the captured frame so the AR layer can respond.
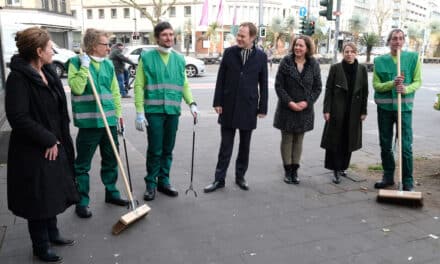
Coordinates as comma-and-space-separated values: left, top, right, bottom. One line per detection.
373, 29, 422, 192
68, 28, 128, 218
134, 22, 198, 201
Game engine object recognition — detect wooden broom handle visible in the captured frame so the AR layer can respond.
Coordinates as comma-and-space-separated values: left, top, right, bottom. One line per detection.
396, 49, 403, 190
85, 69, 136, 207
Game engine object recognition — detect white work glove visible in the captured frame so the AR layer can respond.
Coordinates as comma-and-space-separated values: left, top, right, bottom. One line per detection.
117, 117, 124, 135
135, 113, 147, 131
190, 103, 199, 124
80, 54, 91, 68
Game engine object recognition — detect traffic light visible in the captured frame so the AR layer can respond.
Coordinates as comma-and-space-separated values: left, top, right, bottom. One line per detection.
319, 0, 333, 21
132, 32, 140, 40
307, 21, 315, 36
299, 16, 307, 35
259, 26, 266, 38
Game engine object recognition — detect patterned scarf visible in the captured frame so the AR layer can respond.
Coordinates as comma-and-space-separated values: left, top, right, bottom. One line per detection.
241, 48, 252, 65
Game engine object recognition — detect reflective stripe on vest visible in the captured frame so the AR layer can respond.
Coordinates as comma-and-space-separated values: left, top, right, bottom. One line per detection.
73, 110, 116, 120
144, 99, 181, 106
145, 83, 183, 91
72, 94, 114, 102
375, 97, 414, 104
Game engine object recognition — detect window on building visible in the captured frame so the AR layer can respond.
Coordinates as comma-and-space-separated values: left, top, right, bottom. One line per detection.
124, 8, 130, 18
51, 0, 58, 12
140, 8, 147, 18
87, 9, 93, 19
99, 9, 104, 19
72, 10, 77, 18
60, 0, 66, 13
184, 6, 191, 17
6, 0, 20, 6
169, 6, 176, 17
41, 0, 49, 10
111, 8, 117, 19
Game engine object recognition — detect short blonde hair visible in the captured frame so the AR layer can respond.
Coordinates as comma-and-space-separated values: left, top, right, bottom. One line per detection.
83, 28, 109, 54
342, 42, 357, 53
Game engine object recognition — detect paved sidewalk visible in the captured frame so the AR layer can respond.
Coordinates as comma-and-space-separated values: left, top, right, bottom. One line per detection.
1, 82, 440, 263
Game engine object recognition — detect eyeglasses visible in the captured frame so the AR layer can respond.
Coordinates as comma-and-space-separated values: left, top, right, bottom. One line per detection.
98, 42, 111, 47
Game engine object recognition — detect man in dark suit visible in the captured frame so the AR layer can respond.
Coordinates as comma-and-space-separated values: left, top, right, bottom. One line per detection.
204, 22, 268, 193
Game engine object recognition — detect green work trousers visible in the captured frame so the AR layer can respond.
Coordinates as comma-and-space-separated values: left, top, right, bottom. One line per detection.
74, 127, 121, 206
377, 107, 413, 188
145, 113, 179, 189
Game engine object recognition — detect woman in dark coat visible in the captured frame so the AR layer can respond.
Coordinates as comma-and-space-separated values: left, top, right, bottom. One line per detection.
274, 35, 322, 184
320, 42, 368, 184
5, 27, 79, 262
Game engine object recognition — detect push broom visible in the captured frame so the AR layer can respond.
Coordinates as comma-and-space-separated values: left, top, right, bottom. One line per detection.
84, 59, 150, 234
376, 49, 423, 207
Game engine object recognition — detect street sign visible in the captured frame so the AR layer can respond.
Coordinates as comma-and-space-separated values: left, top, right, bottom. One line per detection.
299, 7, 307, 17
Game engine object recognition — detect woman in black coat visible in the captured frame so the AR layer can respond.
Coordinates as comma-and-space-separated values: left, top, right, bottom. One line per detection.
5, 27, 79, 262
320, 42, 368, 184
273, 35, 322, 184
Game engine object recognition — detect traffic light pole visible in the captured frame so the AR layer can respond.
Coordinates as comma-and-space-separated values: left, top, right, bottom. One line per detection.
333, 0, 341, 63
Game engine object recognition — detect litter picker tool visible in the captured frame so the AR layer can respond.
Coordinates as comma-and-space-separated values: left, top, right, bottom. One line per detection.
82, 58, 150, 234
185, 117, 198, 197
119, 118, 133, 193
377, 49, 423, 207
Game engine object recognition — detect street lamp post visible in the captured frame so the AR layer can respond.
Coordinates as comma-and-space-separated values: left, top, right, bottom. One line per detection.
333, 0, 341, 63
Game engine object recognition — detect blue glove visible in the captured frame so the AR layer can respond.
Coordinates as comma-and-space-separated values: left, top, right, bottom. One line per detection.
135, 113, 147, 131
80, 54, 91, 68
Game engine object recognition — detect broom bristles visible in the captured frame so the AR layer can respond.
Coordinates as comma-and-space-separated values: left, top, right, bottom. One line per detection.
377, 189, 423, 207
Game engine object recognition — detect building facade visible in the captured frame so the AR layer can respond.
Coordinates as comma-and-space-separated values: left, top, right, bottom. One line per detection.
0, 0, 79, 49
70, 0, 301, 55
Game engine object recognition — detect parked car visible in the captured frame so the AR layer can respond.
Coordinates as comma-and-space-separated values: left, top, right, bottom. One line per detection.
51, 42, 76, 78
122, 45, 206, 77
370, 46, 389, 56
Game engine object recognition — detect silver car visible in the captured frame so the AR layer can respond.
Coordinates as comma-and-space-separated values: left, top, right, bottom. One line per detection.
122, 45, 205, 78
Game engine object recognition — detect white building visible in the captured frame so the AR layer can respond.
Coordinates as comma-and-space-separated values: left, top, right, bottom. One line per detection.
0, 0, 79, 49
70, 0, 303, 53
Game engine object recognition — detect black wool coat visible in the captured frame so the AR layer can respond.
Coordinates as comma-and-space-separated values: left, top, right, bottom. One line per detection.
6, 55, 79, 220
320, 61, 369, 152
213, 45, 268, 130
273, 55, 322, 133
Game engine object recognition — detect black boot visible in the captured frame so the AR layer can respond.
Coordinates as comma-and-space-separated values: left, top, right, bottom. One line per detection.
283, 165, 293, 184
332, 170, 341, 184
33, 247, 63, 262
291, 164, 300, 184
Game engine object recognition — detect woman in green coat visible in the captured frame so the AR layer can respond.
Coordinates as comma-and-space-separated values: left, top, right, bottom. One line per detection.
320, 42, 369, 184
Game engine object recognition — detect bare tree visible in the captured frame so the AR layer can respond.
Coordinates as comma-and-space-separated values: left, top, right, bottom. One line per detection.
119, 0, 177, 28
360, 32, 380, 63
372, 0, 392, 38
349, 14, 365, 45
407, 23, 424, 52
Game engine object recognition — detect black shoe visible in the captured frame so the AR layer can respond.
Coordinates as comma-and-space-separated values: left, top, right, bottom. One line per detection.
143, 188, 156, 201
33, 248, 63, 263
332, 170, 341, 184
284, 176, 293, 184
157, 185, 179, 197
122, 95, 132, 98
374, 180, 395, 189
291, 175, 300, 185
50, 236, 75, 246
204, 181, 225, 193
283, 165, 293, 184
291, 164, 300, 185
75, 205, 92, 218
403, 186, 415, 192
235, 178, 249, 191
105, 195, 129, 206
